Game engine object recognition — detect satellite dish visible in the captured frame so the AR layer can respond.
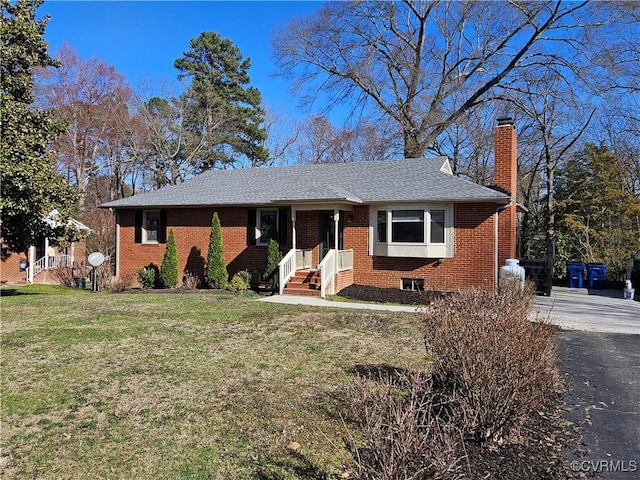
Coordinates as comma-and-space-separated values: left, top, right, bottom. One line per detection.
88, 252, 105, 267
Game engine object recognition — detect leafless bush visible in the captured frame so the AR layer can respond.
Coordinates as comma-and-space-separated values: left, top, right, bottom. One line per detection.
51, 267, 74, 287
343, 369, 466, 480
423, 282, 561, 444
105, 274, 134, 292
182, 271, 200, 290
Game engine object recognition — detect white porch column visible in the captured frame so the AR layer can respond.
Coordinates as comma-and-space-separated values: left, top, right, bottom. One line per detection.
44, 237, 50, 270
70, 242, 75, 265
291, 207, 297, 251
333, 209, 340, 281
27, 246, 36, 283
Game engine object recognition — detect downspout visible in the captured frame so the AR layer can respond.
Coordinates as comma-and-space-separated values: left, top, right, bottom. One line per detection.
333, 209, 339, 294
494, 203, 510, 290
114, 210, 120, 278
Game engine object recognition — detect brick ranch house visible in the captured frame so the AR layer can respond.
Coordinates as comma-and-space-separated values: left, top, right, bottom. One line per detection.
1, 211, 90, 285
101, 119, 520, 296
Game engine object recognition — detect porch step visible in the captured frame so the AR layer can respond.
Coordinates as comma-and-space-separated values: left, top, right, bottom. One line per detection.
282, 287, 321, 297
283, 270, 321, 296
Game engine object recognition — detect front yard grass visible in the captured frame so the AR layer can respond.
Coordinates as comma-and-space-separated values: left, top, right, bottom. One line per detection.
0, 285, 426, 479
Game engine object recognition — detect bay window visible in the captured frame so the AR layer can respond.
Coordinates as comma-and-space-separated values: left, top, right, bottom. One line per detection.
391, 210, 424, 243
372, 205, 453, 258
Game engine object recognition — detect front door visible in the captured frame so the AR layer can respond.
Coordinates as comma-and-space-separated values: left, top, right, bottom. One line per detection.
319, 210, 343, 261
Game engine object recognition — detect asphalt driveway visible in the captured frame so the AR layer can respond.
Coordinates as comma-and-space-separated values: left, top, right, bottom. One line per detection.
535, 288, 639, 479
561, 331, 639, 479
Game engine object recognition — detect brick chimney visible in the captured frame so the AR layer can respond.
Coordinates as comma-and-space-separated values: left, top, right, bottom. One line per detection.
494, 117, 518, 266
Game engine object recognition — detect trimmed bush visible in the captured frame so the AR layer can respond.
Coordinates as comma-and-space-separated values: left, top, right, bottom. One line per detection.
136, 267, 156, 289
422, 281, 561, 443
265, 238, 282, 288
206, 212, 228, 289
160, 229, 179, 288
228, 273, 248, 295
237, 269, 252, 288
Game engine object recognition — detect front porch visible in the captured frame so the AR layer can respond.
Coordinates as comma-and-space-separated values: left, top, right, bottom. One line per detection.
276, 207, 355, 297
278, 248, 354, 297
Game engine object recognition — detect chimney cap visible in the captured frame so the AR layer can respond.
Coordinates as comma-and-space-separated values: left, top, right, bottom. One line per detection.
497, 116, 514, 126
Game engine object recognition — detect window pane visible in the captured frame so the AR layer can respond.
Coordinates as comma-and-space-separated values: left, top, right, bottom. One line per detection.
377, 211, 387, 243
259, 210, 277, 244
391, 210, 424, 242
401, 278, 424, 291
430, 209, 445, 244
145, 212, 160, 242
392, 210, 423, 222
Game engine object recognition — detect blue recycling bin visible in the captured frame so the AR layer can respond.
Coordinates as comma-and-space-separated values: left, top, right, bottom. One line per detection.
567, 262, 585, 288
587, 263, 606, 289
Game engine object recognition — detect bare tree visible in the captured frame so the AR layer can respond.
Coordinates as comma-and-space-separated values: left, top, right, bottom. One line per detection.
272, 0, 592, 158
135, 94, 213, 189
500, 69, 595, 266
36, 44, 134, 207
289, 115, 399, 164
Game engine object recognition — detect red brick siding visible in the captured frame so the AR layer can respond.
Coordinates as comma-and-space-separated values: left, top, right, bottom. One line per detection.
1, 250, 28, 284
494, 124, 517, 197
118, 207, 291, 286
493, 122, 518, 265
117, 203, 500, 292
335, 269, 354, 293
344, 204, 496, 292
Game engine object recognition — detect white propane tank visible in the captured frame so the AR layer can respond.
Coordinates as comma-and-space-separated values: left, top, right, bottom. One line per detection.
624, 280, 635, 300
500, 258, 526, 289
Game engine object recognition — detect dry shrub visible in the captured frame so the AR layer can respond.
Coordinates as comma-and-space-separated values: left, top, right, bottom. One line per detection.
182, 271, 200, 290
343, 369, 466, 480
51, 267, 75, 287
105, 274, 134, 292
423, 281, 561, 444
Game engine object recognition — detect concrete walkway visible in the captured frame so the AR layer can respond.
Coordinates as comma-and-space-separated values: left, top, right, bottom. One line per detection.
259, 286, 640, 335
258, 294, 422, 313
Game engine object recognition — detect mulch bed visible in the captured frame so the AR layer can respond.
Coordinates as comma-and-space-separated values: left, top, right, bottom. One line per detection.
338, 284, 450, 305
459, 402, 582, 480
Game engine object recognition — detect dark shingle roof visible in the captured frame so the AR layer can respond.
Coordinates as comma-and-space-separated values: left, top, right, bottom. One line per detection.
101, 157, 509, 209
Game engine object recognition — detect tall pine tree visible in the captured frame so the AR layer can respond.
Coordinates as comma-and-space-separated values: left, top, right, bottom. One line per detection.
174, 31, 268, 170
0, 0, 77, 252
555, 144, 640, 279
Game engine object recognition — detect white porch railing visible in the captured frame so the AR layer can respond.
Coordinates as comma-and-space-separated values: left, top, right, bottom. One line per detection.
319, 249, 336, 298
51, 255, 71, 268
295, 248, 313, 270
337, 249, 353, 272
278, 249, 297, 295
33, 255, 73, 276
33, 256, 47, 276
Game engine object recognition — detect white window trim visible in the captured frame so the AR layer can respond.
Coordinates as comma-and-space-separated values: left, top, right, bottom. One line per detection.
401, 278, 425, 291
369, 204, 454, 258
142, 210, 161, 244
256, 208, 278, 246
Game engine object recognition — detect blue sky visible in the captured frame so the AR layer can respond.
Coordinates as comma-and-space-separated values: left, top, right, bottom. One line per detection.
41, 1, 324, 115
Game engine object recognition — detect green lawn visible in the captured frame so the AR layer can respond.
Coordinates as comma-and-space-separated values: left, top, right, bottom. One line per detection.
0, 285, 426, 479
